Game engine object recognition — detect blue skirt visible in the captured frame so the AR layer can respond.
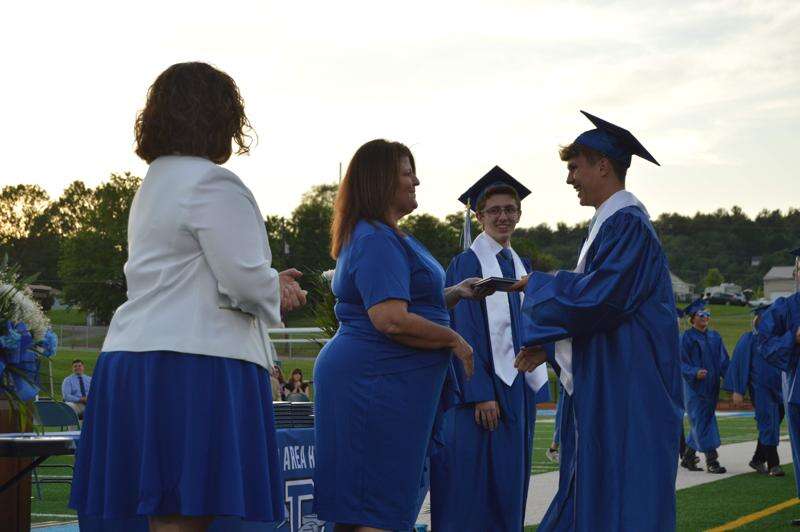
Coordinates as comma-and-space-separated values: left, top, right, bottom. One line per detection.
313, 333, 449, 530
69, 351, 284, 524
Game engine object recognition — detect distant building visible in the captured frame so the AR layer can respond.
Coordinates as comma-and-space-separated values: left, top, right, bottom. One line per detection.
670, 272, 695, 303
764, 266, 796, 301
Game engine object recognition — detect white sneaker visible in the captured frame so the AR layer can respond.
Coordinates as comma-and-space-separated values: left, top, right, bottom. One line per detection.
545, 447, 560, 464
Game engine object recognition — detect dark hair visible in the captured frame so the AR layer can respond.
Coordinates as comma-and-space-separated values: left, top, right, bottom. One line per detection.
134, 62, 253, 164
72, 359, 83, 365
291, 368, 304, 380
476, 185, 521, 212
559, 142, 628, 183
330, 139, 415, 258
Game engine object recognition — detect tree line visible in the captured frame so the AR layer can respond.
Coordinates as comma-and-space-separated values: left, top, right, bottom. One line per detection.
2, 175, 798, 322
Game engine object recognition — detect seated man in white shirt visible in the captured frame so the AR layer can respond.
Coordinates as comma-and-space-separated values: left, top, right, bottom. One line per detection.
62, 359, 92, 418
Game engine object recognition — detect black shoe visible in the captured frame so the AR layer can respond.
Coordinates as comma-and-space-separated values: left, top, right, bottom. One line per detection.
749, 460, 768, 474
769, 466, 786, 477
681, 459, 703, 472
707, 462, 727, 474
791, 518, 800, 526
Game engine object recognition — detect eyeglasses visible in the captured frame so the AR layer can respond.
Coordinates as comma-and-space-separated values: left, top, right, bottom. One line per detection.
696, 311, 711, 318
481, 206, 519, 217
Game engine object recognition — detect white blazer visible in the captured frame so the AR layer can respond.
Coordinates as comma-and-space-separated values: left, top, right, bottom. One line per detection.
102, 156, 281, 369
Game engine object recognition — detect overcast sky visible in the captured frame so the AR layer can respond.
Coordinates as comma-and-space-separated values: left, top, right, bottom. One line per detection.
2, 0, 798, 227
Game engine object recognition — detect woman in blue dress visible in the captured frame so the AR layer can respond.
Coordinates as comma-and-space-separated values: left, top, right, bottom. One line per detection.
314, 139, 483, 531
68, 62, 308, 531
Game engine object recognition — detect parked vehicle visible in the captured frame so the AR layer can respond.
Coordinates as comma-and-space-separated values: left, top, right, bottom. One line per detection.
707, 292, 747, 306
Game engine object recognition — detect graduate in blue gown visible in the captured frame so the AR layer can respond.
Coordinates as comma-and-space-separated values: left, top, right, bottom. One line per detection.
723, 304, 785, 476
679, 299, 730, 474
516, 111, 683, 531
755, 246, 800, 527
429, 167, 551, 532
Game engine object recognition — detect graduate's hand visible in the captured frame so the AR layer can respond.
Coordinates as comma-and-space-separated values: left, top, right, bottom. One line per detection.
696, 369, 708, 380
475, 401, 500, 431
795, 326, 800, 345
451, 332, 474, 378
509, 275, 529, 292
515, 345, 547, 372
732, 392, 744, 407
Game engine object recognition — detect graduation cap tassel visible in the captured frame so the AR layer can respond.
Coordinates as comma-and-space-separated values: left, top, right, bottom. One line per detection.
461, 199, 472, 251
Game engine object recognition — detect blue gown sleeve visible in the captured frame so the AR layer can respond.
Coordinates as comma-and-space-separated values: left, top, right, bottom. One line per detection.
723, 333, 752, 394
520, 211, 665, 345
680, 333, 702, 386
352, 231, 411, 309
446, 253, 496, 404
756, 297, 800, 371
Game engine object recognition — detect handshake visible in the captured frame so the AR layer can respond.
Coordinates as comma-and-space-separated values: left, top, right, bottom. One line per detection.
514, 345, 548, 372
279, 268, 308, 313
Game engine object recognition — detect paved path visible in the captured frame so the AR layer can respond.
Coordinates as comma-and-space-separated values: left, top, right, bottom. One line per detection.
416, 436, 794, 527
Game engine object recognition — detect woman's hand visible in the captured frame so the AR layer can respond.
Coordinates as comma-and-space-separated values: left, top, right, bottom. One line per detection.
457, 277, 496, 300
451, 331, 474, 378
279, 268, 308, 312
444, 277, 494, 308
474, 400, 500, 431
515, 345, 547, 372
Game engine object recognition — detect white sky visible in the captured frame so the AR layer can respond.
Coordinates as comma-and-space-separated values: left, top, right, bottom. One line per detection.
2, 0, 798, 227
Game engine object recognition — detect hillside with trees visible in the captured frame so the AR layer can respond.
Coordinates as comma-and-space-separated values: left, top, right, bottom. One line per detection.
1, 176, 797, 322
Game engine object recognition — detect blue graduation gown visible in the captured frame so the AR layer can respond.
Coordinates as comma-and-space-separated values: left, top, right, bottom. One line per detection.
429, 249, 549, 532
723, 331, 783, 445
756, 293, 800, 493
681, 328, 730, 452
519, 206, 683, 532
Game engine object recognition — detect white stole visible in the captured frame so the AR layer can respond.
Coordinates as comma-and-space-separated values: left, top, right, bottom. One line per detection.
470, 232, 549, 392
555, 190, 649, 395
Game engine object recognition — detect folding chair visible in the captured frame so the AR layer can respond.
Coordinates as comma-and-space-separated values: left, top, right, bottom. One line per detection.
31, 400, 80, 499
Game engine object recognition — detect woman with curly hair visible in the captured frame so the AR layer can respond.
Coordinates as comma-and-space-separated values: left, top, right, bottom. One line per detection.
69, 62, 307, 531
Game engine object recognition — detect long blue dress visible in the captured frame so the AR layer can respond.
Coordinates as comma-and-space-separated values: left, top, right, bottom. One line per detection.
519, 206, 683, 532
681, 328, 730, 452
429, 249, 548, 532
723, 331, 783, 446
756, 293, 800, 493
313, 220, 452, 531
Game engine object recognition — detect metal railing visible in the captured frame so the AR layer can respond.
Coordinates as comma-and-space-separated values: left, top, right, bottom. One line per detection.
54, 325, 330, 359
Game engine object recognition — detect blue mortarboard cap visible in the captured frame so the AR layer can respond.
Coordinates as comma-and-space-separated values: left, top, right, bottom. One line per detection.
574, 110, 660, 169
683, 298, 707, 317
675, 307, 685, 318
752, 303, 771, 316
458, 165, 531, 212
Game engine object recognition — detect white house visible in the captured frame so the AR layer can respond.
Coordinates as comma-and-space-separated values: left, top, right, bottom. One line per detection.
764, 266, 796, 301
670, 272, 695, 303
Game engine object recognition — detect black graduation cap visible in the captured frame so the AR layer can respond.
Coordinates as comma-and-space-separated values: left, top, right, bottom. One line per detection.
458, 165, 531, 213
790, 246, 800, 257
574, 110, 660, 169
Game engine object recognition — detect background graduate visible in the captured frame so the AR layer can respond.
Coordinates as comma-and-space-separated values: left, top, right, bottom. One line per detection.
429, 167, 550, 532
514, 111, 684, 531
680, 299, 730, 474
756, 246, 800, 527
723, 304, 785, 476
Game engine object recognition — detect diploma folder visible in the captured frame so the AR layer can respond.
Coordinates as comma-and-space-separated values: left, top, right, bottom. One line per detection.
472, 277, 518, 292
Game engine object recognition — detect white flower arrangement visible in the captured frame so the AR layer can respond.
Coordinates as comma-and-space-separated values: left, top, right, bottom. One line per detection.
2, 283, 51, 342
